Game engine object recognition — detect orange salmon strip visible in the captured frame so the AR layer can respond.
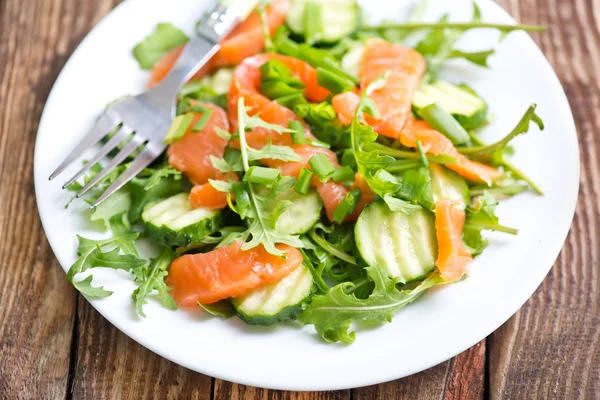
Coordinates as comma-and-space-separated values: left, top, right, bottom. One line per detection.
167, 241, 302, 305
332, 39, 426, 138
167, 103, 229, 186
434, 200, 472, 282
149, 0, 290, 87
401, 119, 503, 185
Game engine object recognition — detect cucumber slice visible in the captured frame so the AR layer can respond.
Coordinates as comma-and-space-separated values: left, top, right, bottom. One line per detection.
430, 164, 469, 207
413, 80, 488, 130
233, 264, 316, 326
287, 0, 359, 44
355, 202, 437, 283
199, 67, 234, 95
142, 193, 222, 247
270, 188, 323, 235
341, 44, 365, 78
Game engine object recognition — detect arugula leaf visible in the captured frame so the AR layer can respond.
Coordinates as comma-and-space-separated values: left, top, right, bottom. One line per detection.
398, 167, 435, 210
382, 194, 421, 214
91, 187, 132, 230
299, 268, 446, 343
461, 104, 544, 156
72, 276, 113, 299
463, 192, 518, 254
132, 247, 177, 318
198, 301, 236, 318
132, 23, 189, 70
235, 98, 305, 256
466, 105, 545, 195
142, 166, 182, 190
67, 245, 146, 282
247, 141, 303, 162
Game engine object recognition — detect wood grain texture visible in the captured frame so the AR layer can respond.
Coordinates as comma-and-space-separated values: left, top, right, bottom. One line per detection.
489, 0, 600, 399
0, 0, 82, 398
0, 0, 597, 398
70, 299, 213, 400
353, 340, 486, 400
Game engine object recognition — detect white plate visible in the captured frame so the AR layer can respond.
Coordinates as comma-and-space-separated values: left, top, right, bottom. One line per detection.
34, 0, 579, 391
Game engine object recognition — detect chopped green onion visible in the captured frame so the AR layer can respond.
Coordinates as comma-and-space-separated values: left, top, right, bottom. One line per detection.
243, 166, 281, 185
273, 31, 360, 85
332, 166, 355, 183
289, 120, 306, 144
295, 168, 314, 195
260, 59, 293, 80
417, 103, 470, 145
163, 113, 194, 144
317, 68, 355, 94
385, 159, 421, 173
191, 107, 213, 132
232, 182, 251, 219
304, 1, 324, 45
340, 149, 357, 168
332, 188, 361, 223
309, 154, 336, 182
307, 138, 331, 149
274, 92, 306, 108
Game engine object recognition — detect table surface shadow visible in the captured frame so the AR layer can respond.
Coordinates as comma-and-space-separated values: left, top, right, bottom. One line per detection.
0, 0, 598, 399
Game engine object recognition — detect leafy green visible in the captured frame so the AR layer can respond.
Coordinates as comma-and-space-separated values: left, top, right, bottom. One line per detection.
234, 98, 305, 256
91, 187, 132, 230
132, 23, 188, 70
398, 167, 435, 210
132, 247, 177, 318
299, 268, 446, 343
67, 233, 147, 298
461, 104, 544, 156
199, 301, 236, 318
72, 276, 113, 299
463, 192, 518, 254
178, 82, 228, 111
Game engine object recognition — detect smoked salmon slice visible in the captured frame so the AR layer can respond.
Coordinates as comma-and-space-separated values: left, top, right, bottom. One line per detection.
332, 39, 426, 138
228, 53, 329, 148
434, 200, 472, 282
401, 119, 503, 185
149, 0, 290, 87
167, 103, 229, 186
189, 182, 229, 210
167, 241, 303, 305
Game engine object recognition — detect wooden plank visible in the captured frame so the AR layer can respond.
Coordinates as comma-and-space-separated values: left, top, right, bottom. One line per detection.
488, 0, 600, 399
70, 299, 213, 400
213, 380, 350, 400
0, 0, 84, 398
352, 341, 485, 400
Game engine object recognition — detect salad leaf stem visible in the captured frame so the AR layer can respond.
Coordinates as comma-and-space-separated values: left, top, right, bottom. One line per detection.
459, 104, 543, 156
364, 142, 457, 164
309, 229, 357, 266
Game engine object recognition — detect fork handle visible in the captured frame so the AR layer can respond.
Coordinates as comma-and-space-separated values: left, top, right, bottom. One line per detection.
150, 3, 240, 106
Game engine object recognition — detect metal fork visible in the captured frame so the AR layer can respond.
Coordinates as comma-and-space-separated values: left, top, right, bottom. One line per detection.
48, 2, 241, 208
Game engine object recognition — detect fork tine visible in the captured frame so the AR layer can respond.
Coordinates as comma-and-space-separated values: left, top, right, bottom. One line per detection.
90, 143, 165, 209
49, 112, 118, 180
75, 135, 146, 198
61, 126, 132, 189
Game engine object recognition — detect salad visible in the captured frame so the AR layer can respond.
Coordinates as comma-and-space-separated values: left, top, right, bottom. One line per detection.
65, 0, 546, 344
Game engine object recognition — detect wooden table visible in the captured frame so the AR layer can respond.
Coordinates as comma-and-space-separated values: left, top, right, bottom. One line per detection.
0, 0, 598, 398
